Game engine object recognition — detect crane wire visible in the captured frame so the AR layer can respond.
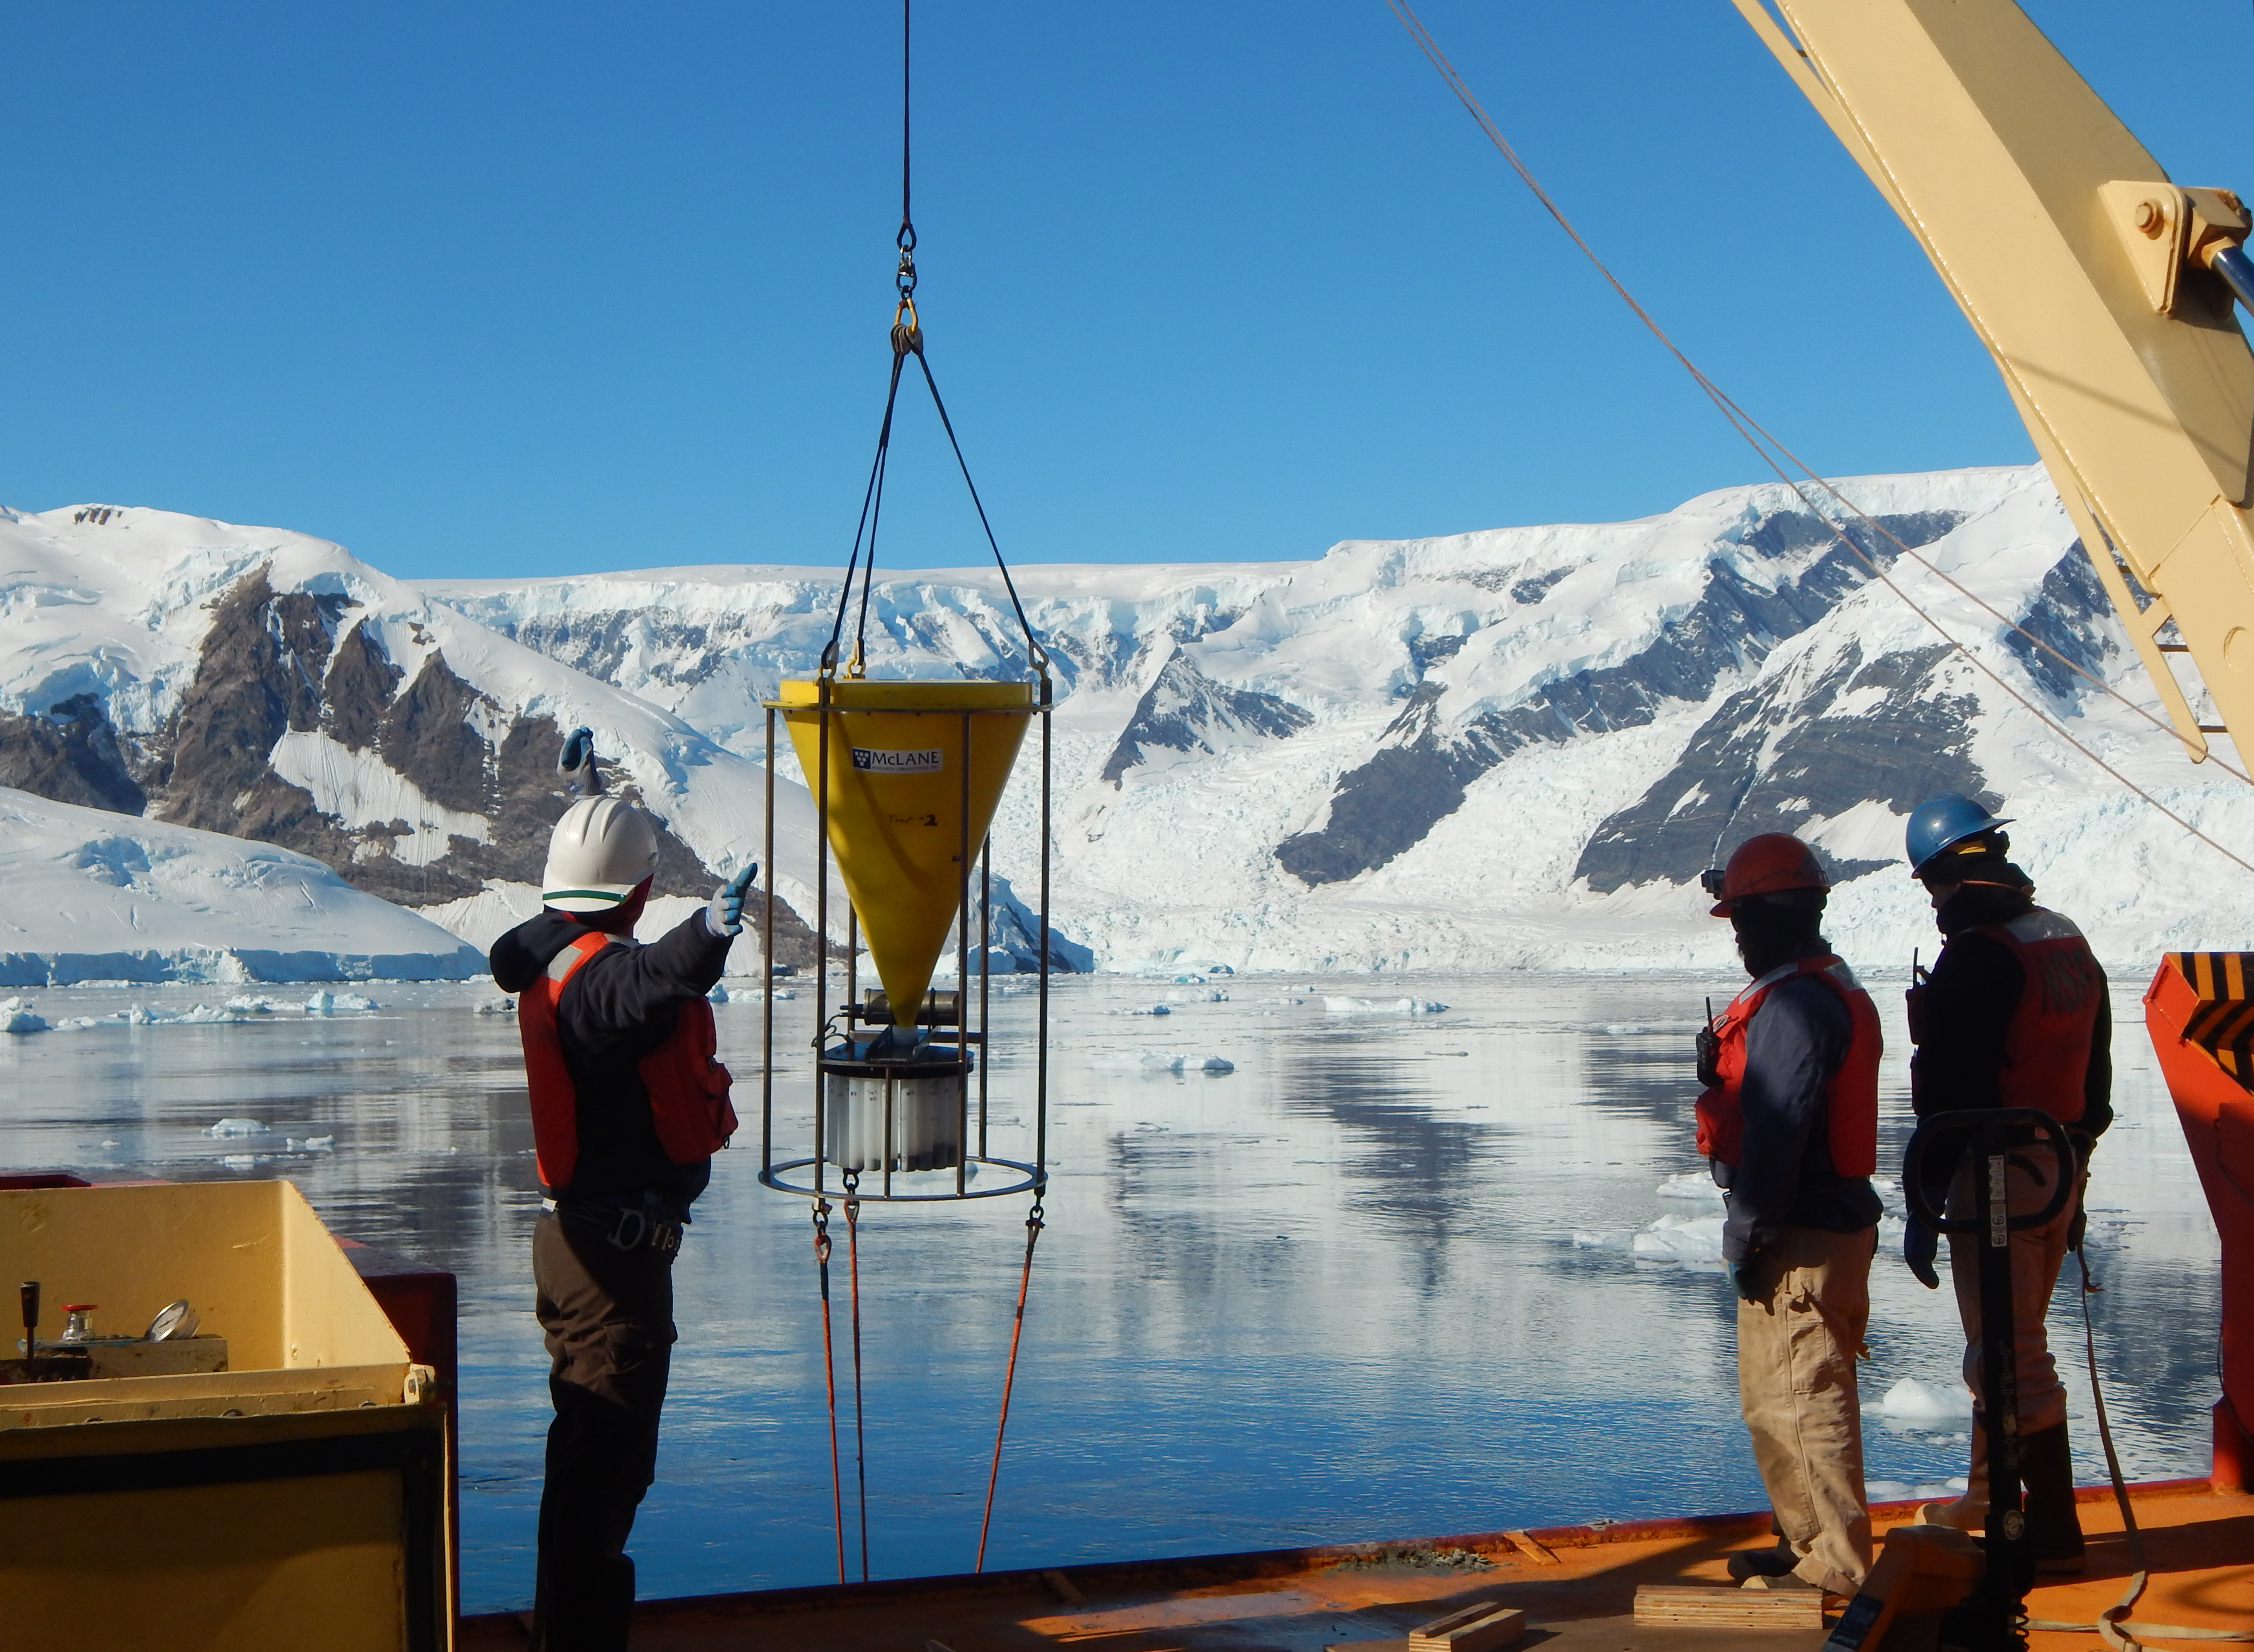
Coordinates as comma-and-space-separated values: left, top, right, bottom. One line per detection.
1384, 0, 2254, 881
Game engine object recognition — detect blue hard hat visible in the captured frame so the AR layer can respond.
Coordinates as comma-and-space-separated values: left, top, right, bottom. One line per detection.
1905, 793, 2012, 875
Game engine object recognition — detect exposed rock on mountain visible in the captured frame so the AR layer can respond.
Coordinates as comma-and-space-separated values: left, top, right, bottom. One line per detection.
1273, 508, 1967, 886
0, 694, 145, 815
1101, 647, 1312, 785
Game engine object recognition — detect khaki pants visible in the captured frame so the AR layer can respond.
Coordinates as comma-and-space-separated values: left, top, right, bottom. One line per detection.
1736, 1224, 1877, 1595
1947, 1140, 2075, 1436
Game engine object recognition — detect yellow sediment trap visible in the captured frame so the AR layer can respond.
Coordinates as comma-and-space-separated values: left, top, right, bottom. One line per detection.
779, 678, 1034, 1025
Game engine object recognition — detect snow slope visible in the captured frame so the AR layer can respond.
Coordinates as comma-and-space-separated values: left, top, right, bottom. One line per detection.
431, 464, 2254, 974
0, 786, 484, 983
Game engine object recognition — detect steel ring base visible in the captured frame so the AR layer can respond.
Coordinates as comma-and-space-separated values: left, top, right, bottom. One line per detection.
758, 1156, 1047, 1203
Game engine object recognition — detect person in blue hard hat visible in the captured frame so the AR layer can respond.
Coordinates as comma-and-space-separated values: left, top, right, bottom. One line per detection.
1900, 793, 2111, 1575
489, 728, 758, 1652
1694, 833, 1884, 1598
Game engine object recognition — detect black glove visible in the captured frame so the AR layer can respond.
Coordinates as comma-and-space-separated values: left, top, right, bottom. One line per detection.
560, 726, 593, 773
1695, 1024, 1721, 1088
1904, 1218, 1941, 1289
1723, 1258, 1761, 1303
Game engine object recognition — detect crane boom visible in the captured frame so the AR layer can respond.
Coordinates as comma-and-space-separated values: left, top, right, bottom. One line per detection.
1734, 0, 2254, 761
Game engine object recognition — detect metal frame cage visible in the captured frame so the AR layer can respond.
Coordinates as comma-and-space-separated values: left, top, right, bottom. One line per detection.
755, 679, 1052, 1203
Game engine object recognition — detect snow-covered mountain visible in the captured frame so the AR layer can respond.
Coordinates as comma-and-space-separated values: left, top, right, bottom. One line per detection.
10, 467, 2251, 977
0, 786, 483, 984
429, 464, 2254, 974
0, 502, 836, 965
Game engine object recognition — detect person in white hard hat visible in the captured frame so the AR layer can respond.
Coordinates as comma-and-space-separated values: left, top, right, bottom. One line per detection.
490, 727, 757, 1652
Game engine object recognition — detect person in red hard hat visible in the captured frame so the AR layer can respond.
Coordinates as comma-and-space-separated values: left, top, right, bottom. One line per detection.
1900, 796, 2111, 1575
1693, 833, 1884, 1597
489, 728, 757, 1652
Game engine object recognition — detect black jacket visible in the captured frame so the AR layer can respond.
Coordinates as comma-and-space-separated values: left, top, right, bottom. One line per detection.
1909, 881, 2113, 1137
492, 908, 734, 1209
1713, 953, 1885, 1262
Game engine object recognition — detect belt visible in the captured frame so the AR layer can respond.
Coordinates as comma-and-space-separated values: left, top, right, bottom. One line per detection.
543, 1197, 685, 1259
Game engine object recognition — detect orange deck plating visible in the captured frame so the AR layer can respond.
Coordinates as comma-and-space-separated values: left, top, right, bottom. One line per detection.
458, 1480, 2251, 1648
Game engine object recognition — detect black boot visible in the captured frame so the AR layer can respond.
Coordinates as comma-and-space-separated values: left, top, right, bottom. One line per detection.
2018, 1422, 2086, 1575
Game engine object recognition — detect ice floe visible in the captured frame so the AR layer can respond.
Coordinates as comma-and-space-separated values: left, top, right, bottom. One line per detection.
1322, 996, 1448, 1015
1095, 1051, 1236, 1074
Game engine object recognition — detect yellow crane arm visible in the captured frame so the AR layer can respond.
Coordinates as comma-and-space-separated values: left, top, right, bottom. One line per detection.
1732, 0, 2254, 761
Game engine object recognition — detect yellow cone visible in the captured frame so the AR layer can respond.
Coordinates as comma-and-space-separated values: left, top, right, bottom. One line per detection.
777, 678, 1035, 1028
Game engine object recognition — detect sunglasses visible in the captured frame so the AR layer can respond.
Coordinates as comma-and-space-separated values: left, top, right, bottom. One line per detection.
1699, 868, 1727, 900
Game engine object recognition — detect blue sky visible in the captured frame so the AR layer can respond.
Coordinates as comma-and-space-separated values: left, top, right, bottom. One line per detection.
5, 2, 2251, 579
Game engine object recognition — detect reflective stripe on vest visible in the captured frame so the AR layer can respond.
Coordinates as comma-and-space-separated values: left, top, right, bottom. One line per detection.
1965, 907, 2102, 1124
517, 930, 738, 1191
1693, 952, 1881, 1177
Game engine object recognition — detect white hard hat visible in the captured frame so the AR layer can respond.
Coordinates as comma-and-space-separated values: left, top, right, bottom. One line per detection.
542, 796, 660, 912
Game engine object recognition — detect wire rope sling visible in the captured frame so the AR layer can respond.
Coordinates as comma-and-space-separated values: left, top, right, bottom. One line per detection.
752, 0, 1054, 1584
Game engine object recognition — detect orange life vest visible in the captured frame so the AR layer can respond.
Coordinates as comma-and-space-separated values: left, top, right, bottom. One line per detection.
1695, 953, 1881, 1176
518, 930, 737, 1191
1963, 908, 2103, 1124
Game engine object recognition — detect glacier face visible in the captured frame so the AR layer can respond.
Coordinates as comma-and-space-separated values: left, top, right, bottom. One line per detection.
426, 464, 2254, 974
6, 465, 2250, 977
0, 786, 485, 983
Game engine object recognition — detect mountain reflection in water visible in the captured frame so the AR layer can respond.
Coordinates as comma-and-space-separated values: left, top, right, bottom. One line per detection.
0, 970, 2213, 1612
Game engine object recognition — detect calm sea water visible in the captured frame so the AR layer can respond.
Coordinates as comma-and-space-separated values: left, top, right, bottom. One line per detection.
0, 969, 2217, 1613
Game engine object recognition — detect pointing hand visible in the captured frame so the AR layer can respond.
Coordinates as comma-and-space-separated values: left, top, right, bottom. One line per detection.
709, 863, 759, 936
560, 726, 594, 774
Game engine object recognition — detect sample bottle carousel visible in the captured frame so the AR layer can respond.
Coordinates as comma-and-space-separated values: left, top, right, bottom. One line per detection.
750, 0, 1056, 1580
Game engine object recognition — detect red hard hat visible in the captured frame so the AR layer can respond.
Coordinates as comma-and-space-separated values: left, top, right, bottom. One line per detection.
1703, 833, 1829, 916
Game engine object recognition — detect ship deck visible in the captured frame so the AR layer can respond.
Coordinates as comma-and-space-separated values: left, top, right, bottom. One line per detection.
458, 1478, 2252, 1649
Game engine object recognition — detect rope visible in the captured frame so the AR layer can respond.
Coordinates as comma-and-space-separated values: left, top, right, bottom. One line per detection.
975, 1197, 1046, 1571
1383, 0, 2254, 882
846, 1185, 870, 1582
2018, 1238, 2254, 1641
812, 1200, 846, 1583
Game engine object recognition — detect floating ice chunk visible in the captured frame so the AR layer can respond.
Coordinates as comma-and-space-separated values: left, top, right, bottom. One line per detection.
51, 1015, 102, 1031
1571, 1229, 1632, 1252
333, 993, 376, 1011
770, 988, 798, 1000
1096, 1051, 1234, 1073
1657, 1171, 1723, 1202
1322, 996, 1447, 1015
1632, 1213, 1726, 1261
219, 1154, 260, 1169
225, 996, 281, 1013
4, 1009, 48, 1034
174, 1004, 238, 1024
474, 997, 517, 1014
303, 1135, 336, 1150
1877, 1378, 1969, 1422
1597, 1021, 1701, 1035
706, 983, 729, 1003
303, 991, 376, 1014
208, 1118, 268, 1137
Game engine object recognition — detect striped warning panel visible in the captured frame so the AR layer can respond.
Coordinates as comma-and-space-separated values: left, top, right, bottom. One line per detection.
2173, 953, 2254, 1085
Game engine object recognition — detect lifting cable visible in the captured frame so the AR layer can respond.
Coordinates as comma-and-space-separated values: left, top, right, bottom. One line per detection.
975, 1196, 1046, 1571
819, 0, 1049, 684
845, 1180, 870, 1582
1384, 0, 2254, 883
